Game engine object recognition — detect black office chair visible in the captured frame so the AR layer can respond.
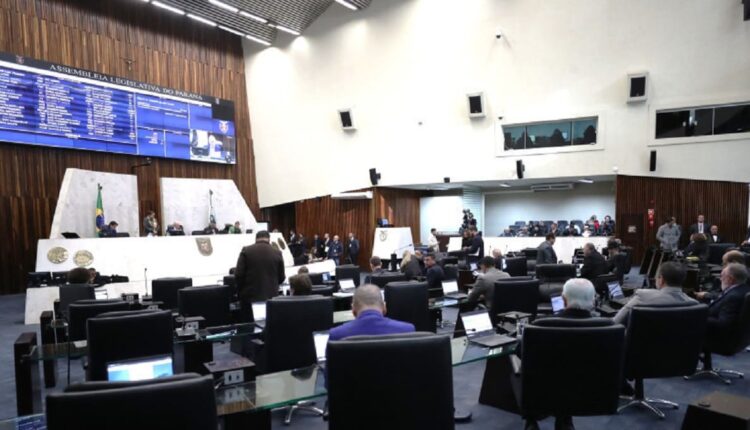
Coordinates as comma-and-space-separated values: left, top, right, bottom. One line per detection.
191, 230, 205, 236
51, 271, 69, 284
110, 275, 129, 283
327, 333, 454, 429
686, 293, 750, 384
505, 256, 528, 277
443, 264, 458, 281
619, 304, 709, 419
521, 248, 538, 261
86, 310, 174, 381
262, 296, 333, 424
178, 285, 233, 328
58, 285, 96, 320
707, 243, 736, 265
370, 273, 408, 288
68, 300, 131, 342
440, 256, 459, 267
336, 265, 361, 287
46, 374, 216, 429
535, 264, 576, 301
491, 279, 540, 325
311, 285, 335, 296
27, 271, 52, 287
308, 272, 324, 285
520, 319, 625, 422
151, 277, 193, 310
222, 275, 237, 299
592, 273, 619, 298
384, 281, 432, 332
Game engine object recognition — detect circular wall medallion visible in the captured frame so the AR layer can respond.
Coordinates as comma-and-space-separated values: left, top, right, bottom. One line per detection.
379, 230, 388, 242
47, 247, 69, 264
277, 238, 287, 250
73, 250, 94, 267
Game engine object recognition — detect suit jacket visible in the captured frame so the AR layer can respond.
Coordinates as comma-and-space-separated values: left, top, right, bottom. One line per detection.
313, 238, 325, 258
348, 239, 360, 258
426, 265, 445, 289
364, 267, 388, 284
707, 284, 750, 333
468, 267, 510, 307
327, 241, 343, 259
536, 241, 557, 265
580, 250, 608, 280
707, 234, 723, 244
329, 309, 415, 340
607, 253, 629, 283
689, 222, 710, 236
468, 235, 485, 258
235, 242, 286, 302
613, 286, 698, 326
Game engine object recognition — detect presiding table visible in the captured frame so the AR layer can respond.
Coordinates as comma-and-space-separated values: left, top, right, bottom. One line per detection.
448, 236, 611, 263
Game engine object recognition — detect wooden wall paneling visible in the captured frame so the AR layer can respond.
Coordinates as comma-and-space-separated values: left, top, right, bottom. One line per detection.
615, 175, 749, 265
373, 188, 424, 248
0, 0, 258, 294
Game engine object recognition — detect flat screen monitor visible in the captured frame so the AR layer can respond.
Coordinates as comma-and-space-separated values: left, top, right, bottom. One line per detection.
442, 280, 459, 295
322, 272, 331, 282
551, 295, 565, 313
608, 282, 624, 300
252, 302, 266, 321
106, 355, 173, 382
461, 311, 493, 335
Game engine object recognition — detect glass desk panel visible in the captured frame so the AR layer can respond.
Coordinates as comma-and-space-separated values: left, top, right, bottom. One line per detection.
450, 336, 517, 366
0, 415, 46, 430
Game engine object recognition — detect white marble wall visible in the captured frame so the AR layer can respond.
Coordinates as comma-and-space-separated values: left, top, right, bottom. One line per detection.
50, 168, 139, 238
160, 177, 257, 234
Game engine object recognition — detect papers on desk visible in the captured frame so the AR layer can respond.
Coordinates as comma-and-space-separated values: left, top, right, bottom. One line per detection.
333, 292, 353, 298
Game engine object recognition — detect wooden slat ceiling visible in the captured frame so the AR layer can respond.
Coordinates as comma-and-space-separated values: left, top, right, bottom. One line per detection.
144, 0, 372, 44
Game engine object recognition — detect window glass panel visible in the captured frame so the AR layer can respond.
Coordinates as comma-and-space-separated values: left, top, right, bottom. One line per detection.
503, 126, 526, 150
655, 110, 690, 138
714, 105, 750, 135
692, 108, 713, 136
526, 121, 571, 148
572, 118, 597, 145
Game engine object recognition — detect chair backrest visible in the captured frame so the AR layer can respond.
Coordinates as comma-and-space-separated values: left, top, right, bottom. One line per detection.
504, 257, 528, 277
264, 296, 333, 373
592, 273, 618, 297
707, 243, 736, 265
46, 374, 217, 429
370, 273, 408, 288
191, 230, 204, 236
178, 285, 232, 327
717, 293, 750, 355
443, 264, 458, 281
151, 277, 193, 309
222, 275, 237, 298
58, 285, 96, 319
515, 220, 527, 227
68, 300, 131, 342
384, 282, 431, 332
308, 272, 324, 285
521, 319, 624, 417
86, 310, 174, 381
327, 333, 454, 430
536, 264, 576, 283
439, 256, 459, 267
336, 265, 361, 287
311, 285, 335, 296
521, 248, 538, 261
556, 220, 568, 228
491, 279, 540, 324
624, 304, 708, 379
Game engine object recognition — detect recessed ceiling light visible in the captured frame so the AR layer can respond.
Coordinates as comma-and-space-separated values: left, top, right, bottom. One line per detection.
218, 25, 245, 36
208, 0, 239, 13
239, 10, 268, 24
334, 0, 358, 10
151, 1, 185, 15
578, 178, 594, 184
246, 34, 271, 46
499, 183, 511, 188
187, 13, 217, 26
272, 23, 301, 36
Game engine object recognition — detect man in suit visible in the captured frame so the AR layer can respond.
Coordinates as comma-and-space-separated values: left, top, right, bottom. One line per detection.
491, 248, 504, 270
614, 262, 698, 326
363, 256, 388, 284
462, 226, 484, 262
98, 221, 119, 238
313, 234, 324, 259
347, 232, 360, 265
327, 234, 343, 265
656, 216, 681, 251
707, 225, 723, 244
329, 284, 415, 340
689, 214, 709, 236
424, 253, 445, 290
705, 263, 750, 349
580, 243, 608, 280
696, 251, 746, 302
468, 256, 510, 308
606, 241, 629, 284
536, 234, 558, 265
235, 230, 286, 321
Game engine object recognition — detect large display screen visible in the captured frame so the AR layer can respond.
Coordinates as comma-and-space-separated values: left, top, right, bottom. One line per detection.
0, 52, 236, 164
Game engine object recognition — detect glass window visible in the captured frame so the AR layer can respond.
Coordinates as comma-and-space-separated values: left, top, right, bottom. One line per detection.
692, 108, 714, 136
526, 121, 571, 149
714, 105, 750, 135
655, 110, 690, 138
503, 126, 527, 150
572, 118, 597, 145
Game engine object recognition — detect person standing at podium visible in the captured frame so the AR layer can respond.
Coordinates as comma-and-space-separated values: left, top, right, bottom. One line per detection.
235, 230, 286, 321
347, 233, 360, 265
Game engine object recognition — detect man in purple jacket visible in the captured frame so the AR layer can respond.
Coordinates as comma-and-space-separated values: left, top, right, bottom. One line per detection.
329, 284, 415, 340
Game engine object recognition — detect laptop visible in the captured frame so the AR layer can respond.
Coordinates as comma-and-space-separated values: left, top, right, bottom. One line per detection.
252, 302, 266, 322
470, 263, 478, 271
322, 272, 331, 282
106, 355, 173, 382
607, 281, 631, 308
339, 278, 356, 293
313, 330, 330, 365
442, 280, 467, 300
460, 310, 516, 348
551, 295, 565, 313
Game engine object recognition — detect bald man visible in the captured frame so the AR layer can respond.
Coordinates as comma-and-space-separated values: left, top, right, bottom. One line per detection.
329, 285, 415, 340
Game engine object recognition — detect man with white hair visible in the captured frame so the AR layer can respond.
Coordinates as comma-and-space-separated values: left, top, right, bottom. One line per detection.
706, 263, 750, 342
556, 278, 597, 318
329, 285, 415, 340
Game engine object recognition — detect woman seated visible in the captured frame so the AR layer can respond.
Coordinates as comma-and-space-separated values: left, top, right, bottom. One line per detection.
400, 250, 423, 279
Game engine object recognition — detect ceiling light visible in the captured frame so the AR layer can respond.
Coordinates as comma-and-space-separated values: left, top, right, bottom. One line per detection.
272, 23, 301, 36
187, 13, 217, 26
334, 0, 358, 10
208, 0, 238, 13
218, 25, 245, 36
152, 1, 185, 15
578, 178, 594, 184
239, 10, 268, 24
499, 183, 511, 188
246, 34, 271, 46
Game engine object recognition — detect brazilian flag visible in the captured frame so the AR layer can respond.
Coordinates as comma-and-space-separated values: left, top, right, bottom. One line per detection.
95, 184, 105, 233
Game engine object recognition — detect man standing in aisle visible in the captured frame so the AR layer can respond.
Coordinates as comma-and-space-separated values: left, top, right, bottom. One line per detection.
656, 216, 681, 251
328, 234, 344, 265
235, 230, 286, 321
347, 232, 360, 265
536, 234, 558, 265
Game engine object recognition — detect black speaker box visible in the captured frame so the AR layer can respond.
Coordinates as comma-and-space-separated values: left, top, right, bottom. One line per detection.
649, 150, 657, 172
369, 168, 380, 186
516, 160, 524, 179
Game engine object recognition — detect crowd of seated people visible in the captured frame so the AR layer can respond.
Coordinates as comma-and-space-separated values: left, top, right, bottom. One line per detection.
500, 215, 615, 238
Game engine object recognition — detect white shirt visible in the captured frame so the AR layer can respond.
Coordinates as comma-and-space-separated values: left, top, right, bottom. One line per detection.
698, 223, 704, 234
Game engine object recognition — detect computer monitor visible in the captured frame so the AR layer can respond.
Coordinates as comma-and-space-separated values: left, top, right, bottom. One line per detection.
339, 278, 355, 292
461, 310, 493, 335
608, 282, 624, 300
252, 302, 266, 321
377, 218, 390, 227
106, 355, 173, 382
470, 263, 478, 271
27, 271, 51, 286
322, 272, 331, 282
313, 331, 329, 364
442, 280, 459, 295
551, 295, 565, 313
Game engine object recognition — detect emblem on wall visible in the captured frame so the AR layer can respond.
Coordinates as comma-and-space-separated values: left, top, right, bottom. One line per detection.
47, 247, 69, 264
277, 238, 287, 250
73, 250, 94, 267
379, 230, 388, 242
196, 238, 213, 256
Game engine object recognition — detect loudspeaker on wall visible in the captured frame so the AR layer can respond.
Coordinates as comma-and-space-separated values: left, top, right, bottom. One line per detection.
627, 72, 649, 103
467, 92, 486, 118
338, 109, 355, 130
516, 160, 525, 179
369, 168, 380, 186
649, 150, 657, 172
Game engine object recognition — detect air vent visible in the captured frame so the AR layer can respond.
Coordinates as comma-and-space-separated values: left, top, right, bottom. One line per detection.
530, 183, 574, 192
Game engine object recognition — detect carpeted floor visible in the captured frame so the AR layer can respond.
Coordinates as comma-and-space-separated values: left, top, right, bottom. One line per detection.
1, 271, 749, 429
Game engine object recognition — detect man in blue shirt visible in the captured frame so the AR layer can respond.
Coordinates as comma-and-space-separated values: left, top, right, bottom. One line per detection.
327, 234, 344, 266
329, 284, 415, 340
